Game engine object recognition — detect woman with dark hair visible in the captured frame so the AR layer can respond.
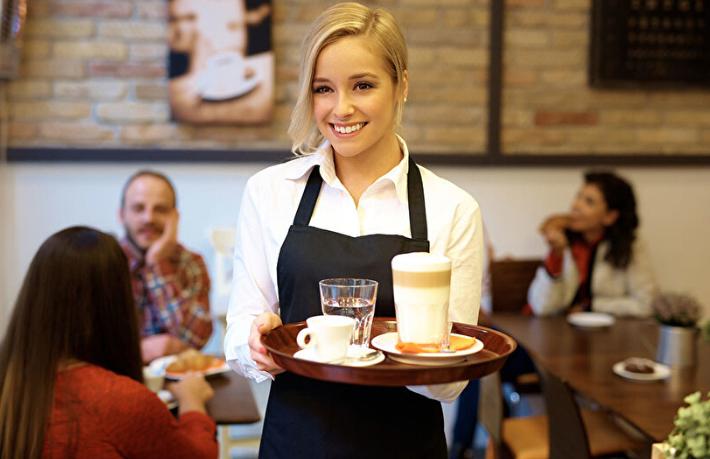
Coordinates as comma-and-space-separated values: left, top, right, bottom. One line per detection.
528, 171, 657, 317
0, 226, 218, 459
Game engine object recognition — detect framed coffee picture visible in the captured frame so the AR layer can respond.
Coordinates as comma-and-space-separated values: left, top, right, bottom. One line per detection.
167, 0, 274, 124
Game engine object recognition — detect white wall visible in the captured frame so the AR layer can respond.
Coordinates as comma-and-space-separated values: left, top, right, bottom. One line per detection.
1, 163, 709, 326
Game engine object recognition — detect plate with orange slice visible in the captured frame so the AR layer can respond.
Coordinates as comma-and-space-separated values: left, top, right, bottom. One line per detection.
371, 332, 484, 366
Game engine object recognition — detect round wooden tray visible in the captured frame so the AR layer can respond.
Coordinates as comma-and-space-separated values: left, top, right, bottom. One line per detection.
262, 318, 517, 386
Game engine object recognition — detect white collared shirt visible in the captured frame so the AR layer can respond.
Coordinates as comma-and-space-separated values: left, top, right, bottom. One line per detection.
224, 137, 483, 402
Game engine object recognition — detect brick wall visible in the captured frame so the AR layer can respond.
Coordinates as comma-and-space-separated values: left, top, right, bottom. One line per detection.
502, 0, 710, 155
5, 0, 489, 154
4, 0, 709, 156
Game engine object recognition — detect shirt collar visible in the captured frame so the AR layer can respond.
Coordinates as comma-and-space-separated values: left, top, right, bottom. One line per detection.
120, 237, 144, 272
283, 135, 411, 204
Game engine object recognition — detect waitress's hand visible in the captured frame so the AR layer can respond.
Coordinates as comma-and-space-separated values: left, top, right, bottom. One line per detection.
248, 312, 285, 376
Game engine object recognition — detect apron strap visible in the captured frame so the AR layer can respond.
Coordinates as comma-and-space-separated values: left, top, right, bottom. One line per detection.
407, 156, 428, 241
293, 166, 323, 226
293, 158, 428, 242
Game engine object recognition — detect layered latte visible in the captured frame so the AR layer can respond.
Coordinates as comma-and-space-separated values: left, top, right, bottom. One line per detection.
391, 252, 452, 346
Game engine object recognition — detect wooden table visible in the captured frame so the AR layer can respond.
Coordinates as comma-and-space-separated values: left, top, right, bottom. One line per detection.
205, 371, 260, 425
489, 313, 710, 442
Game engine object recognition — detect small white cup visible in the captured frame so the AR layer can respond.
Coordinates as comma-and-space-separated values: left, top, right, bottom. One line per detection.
296, 315, 355, 362
143, 366, 165, 393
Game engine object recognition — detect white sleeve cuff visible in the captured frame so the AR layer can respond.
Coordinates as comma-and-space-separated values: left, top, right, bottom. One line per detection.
226, 344, 274, 383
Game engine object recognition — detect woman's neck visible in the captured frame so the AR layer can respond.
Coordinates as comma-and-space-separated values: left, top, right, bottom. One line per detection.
58, 358, 86, 371
333, 133, 402, 206
582, 228, 605, 244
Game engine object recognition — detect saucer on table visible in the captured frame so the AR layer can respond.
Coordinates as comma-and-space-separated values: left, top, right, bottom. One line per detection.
612, 358, 671, 382
567, 312, 615, 328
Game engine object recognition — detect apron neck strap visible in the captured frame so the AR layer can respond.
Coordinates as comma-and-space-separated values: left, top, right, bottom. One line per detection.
293, 157, 428, 242
293, 166, 323, 227
406, 156, 428, 241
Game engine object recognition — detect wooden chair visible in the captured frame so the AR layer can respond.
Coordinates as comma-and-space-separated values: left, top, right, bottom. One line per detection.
479, 368, 645, 459
489, 259, 541, 313
488, 259, 542, 394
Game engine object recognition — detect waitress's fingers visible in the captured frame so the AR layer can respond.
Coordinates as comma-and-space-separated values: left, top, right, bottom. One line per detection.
248, 312, 282, 355
251, 348, 284, 375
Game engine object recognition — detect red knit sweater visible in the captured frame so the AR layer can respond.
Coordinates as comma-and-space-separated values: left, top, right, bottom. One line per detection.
43, 364, 218, 459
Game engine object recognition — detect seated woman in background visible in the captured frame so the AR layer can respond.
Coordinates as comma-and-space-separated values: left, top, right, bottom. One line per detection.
451, 171, 657, 459
528, 170, 657, 317
0, 226, 218, 459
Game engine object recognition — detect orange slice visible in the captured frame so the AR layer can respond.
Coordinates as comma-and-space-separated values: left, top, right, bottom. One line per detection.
395, 335, 476, 354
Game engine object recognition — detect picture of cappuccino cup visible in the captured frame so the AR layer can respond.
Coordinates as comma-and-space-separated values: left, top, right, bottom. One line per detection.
391, 253, 452, 346
197, 51, 247, 100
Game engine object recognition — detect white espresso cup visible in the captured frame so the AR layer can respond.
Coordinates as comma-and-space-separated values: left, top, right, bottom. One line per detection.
296, 315, 355, 362
391, 252, 452, 346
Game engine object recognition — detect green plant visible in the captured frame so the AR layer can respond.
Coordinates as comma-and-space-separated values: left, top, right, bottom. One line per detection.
652, 292, 703, 328
661, 391, 710, 459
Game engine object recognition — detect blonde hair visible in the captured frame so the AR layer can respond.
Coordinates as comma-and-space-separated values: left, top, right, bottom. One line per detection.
288, 2, 408, 155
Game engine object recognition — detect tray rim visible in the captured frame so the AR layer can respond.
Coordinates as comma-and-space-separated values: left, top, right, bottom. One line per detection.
262, 317, 517, 386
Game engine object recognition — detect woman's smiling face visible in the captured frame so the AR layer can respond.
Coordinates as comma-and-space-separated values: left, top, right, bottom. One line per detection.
311, 35, 404, 161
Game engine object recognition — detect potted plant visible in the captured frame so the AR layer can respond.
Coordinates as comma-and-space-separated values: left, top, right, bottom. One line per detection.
652, 292, 702, 367
653, 391, 710, 459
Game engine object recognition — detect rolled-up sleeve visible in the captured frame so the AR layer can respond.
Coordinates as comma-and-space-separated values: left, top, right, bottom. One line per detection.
224, 176, 280, 382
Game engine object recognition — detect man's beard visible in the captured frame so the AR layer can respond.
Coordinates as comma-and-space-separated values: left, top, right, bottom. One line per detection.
124, 225, 148, 254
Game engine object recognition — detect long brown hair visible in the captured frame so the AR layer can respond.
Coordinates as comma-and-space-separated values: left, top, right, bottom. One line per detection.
0, 226, 143, 459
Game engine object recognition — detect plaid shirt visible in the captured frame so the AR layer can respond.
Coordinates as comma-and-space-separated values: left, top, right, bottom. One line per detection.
121, 238, 212, 348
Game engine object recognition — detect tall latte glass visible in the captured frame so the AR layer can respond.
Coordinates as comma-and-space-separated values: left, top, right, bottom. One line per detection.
391, 253, 452, 348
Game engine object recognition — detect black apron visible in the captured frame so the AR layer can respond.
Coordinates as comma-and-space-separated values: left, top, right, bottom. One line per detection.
259, 157, 447, 459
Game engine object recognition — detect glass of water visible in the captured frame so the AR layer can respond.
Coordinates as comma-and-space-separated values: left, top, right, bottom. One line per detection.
319, 278, 378, 350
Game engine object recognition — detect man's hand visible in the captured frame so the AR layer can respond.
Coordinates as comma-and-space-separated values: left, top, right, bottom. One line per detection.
146, 209, 179, 266
248, 312, 285, 376
141, 333, 187, 363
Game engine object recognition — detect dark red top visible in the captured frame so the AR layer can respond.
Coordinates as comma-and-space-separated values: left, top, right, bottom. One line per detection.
43, 364, 217, 459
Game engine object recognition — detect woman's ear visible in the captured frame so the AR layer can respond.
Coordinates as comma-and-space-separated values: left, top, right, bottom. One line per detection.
401, 69, 409, 103
603, 209, 619, 227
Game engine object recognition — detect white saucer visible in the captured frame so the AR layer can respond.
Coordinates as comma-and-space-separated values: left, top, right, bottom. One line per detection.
567, 312, 615, 328
370, 332, 483, 367
293, 345, 385, 367
200, 73, 260, 101
613, 359, 670, 382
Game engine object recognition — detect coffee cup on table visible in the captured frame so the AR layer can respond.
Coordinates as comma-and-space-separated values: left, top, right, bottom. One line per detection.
391, 253, 452, 349
296, 315, 355, 362
142, 366, 164, 393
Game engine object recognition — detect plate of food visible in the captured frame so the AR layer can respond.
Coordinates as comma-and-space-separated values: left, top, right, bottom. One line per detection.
612, 357, 671, 382
567, 312, 615, 328
150, 349, 229, 380
370, 332, 484, 366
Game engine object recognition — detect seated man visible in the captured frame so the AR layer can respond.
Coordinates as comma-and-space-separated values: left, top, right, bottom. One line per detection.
119, 170, 212, 362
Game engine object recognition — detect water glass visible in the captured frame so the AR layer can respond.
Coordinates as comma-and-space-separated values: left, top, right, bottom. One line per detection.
319, 278, 378, 349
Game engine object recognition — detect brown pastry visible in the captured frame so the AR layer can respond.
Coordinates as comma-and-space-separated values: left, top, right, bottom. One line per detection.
166, 349, 219, 373
623, 358, 655, 374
